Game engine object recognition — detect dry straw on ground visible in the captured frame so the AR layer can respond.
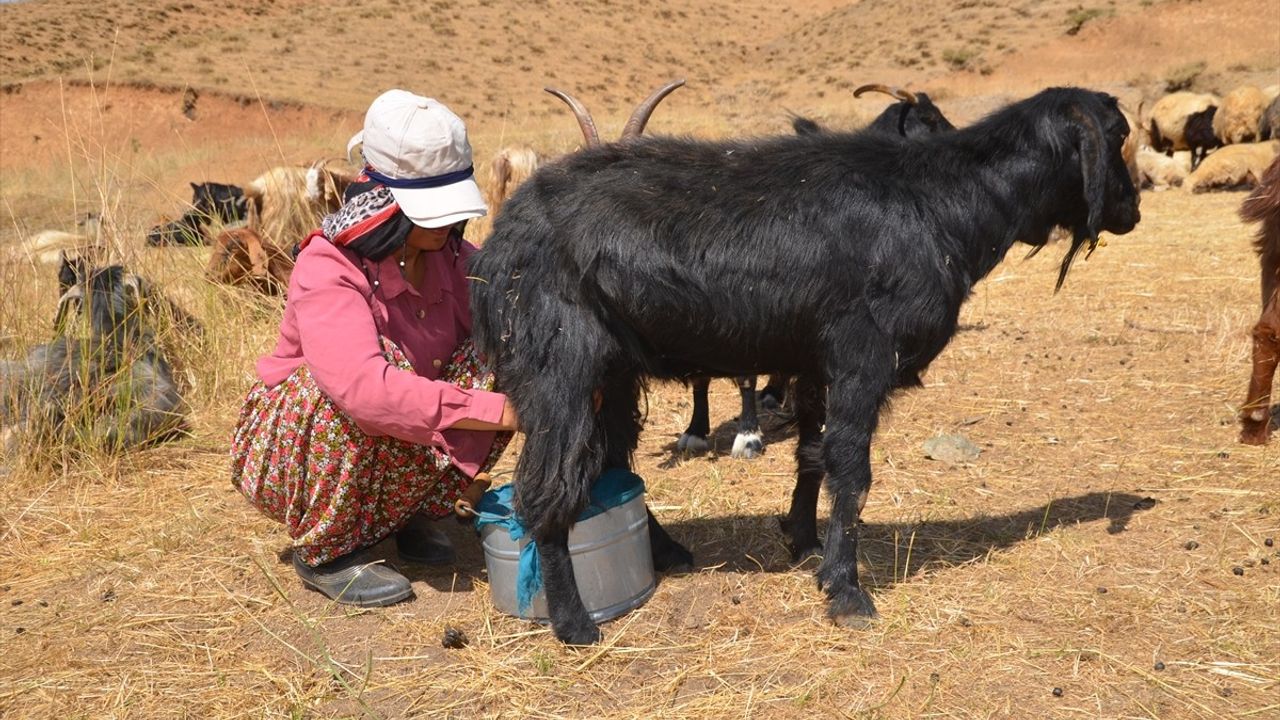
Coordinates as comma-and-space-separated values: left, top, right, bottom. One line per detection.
2, 1, 1278, 716
2, 105, 1276, 718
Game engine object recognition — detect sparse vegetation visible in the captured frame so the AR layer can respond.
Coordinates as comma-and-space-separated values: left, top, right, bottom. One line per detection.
1065, 5, 1113, 35
942, 46, 981, 70
1164, 60, 1208, 92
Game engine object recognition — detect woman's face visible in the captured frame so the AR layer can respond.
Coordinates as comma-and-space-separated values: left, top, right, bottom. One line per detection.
405, 223, 456, 252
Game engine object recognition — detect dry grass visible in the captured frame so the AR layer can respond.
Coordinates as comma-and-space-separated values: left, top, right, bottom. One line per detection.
1, 1, 1278, 718
2, 119, 1278, 719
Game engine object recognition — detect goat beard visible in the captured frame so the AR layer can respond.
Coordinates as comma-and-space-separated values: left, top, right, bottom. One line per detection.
1023, 225, 1102, 292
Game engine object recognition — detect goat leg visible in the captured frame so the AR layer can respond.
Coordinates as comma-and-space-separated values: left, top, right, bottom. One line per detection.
816, 362, 889, 627
538, 526, 602, 645
677, 376, 712, 454
759, 374, 788, 411
1240, 302, 1280, 445
731, 375, 764, 459
598, 367, 694, 571
780, 375, 824, 562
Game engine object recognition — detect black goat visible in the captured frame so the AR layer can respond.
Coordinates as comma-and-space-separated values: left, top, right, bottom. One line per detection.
854, 83, 955, 136
1, 257, 190, 453
545, 79, 780, 459
146, 181, 248, 246
678, 84, 959, 460
470, 87, 1140, 644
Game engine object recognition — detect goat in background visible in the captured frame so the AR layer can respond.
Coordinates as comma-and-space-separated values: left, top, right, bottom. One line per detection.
470, 87, 1141, 644
1, 256, 192, 454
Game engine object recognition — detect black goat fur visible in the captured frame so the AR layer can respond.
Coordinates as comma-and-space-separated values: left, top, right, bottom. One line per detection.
865, 91, 955, 137
469, 87, 1141, 644
2, 259, 190, 454
147, 182, 248, 246
682, 95, 960, 460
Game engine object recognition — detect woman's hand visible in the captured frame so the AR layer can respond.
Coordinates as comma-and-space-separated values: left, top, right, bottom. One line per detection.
499, 401, 520, 431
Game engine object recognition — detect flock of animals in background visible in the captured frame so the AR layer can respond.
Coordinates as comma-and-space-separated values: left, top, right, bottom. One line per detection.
0, 78, 1277, 638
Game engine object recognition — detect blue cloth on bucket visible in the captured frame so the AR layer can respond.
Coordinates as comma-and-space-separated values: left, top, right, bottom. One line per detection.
473, 468, 646, 616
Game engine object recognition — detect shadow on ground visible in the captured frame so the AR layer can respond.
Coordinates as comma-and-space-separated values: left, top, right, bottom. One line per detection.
662, 491, 1155, 591
274, 490, 1155, 598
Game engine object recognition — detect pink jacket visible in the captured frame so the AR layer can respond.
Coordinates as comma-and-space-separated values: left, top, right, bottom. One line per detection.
256, 237, 507, 477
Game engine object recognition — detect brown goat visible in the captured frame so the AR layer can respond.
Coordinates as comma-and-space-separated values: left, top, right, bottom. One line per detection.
1239, 155, 1280, 445
206, 227, 294, 295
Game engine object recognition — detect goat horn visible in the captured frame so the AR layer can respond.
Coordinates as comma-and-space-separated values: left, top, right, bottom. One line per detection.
853, 83, 919, 106
545, 86, 601, 147
620, 79, 686, 139
52, 286, 82, 334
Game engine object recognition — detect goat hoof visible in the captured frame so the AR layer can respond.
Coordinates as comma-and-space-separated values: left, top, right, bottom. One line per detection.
828, 587, 878, 629
554, 621, 602, 646
759, 393, 782, 412
731, 432, 763, 459
1239, 428, 1269, 445
677, 433, 709, 455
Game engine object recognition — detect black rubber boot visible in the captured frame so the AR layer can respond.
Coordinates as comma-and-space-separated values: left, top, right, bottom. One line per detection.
292, 548, 413, 607
396, 513, 456, 565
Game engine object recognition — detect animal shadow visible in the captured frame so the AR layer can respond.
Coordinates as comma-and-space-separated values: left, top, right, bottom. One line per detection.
666, 491, 1155, 590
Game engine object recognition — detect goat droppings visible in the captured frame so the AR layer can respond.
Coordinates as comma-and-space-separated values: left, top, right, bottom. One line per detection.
441, 627, 469, 649
1232, 566, 1245, 576
1052, 687, 1063, 697
1154, 661, 1166, 671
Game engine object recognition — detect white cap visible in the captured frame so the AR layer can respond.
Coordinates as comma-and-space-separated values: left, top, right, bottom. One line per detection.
347, 89, 488, 228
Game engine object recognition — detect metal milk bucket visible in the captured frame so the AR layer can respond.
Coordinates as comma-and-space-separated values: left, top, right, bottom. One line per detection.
475, 469, 656, 623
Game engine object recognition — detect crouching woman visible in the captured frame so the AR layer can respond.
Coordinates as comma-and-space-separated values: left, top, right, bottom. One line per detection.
230, 90, 518, 606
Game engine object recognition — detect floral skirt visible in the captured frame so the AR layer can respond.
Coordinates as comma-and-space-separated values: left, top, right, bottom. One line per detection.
229, 337, 511, 566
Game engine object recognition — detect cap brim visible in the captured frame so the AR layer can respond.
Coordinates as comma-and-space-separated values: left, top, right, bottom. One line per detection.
390, 178, 488, 229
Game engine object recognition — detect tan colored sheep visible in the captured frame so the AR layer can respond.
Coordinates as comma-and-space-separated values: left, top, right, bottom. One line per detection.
1119, 105, 1141, 185
1184, 141, 1279, 193
486, 145, 541, 213
7, 214, 104, 265
1213, 85, 1269, 145
243, 160, 355, 250
1136, 147, 1191, 189
1148, 91, 1221, 168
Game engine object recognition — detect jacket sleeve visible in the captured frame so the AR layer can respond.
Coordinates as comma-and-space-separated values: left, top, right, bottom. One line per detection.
291, 244, 507, 447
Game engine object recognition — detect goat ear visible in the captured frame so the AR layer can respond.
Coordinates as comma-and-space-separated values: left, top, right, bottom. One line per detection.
1075, 105, 1110, 243
247, 232, 269, 278
1056, 105, 1111, 291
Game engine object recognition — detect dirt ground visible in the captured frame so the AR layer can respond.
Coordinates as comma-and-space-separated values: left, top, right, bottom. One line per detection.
1, 0, 1278, 718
